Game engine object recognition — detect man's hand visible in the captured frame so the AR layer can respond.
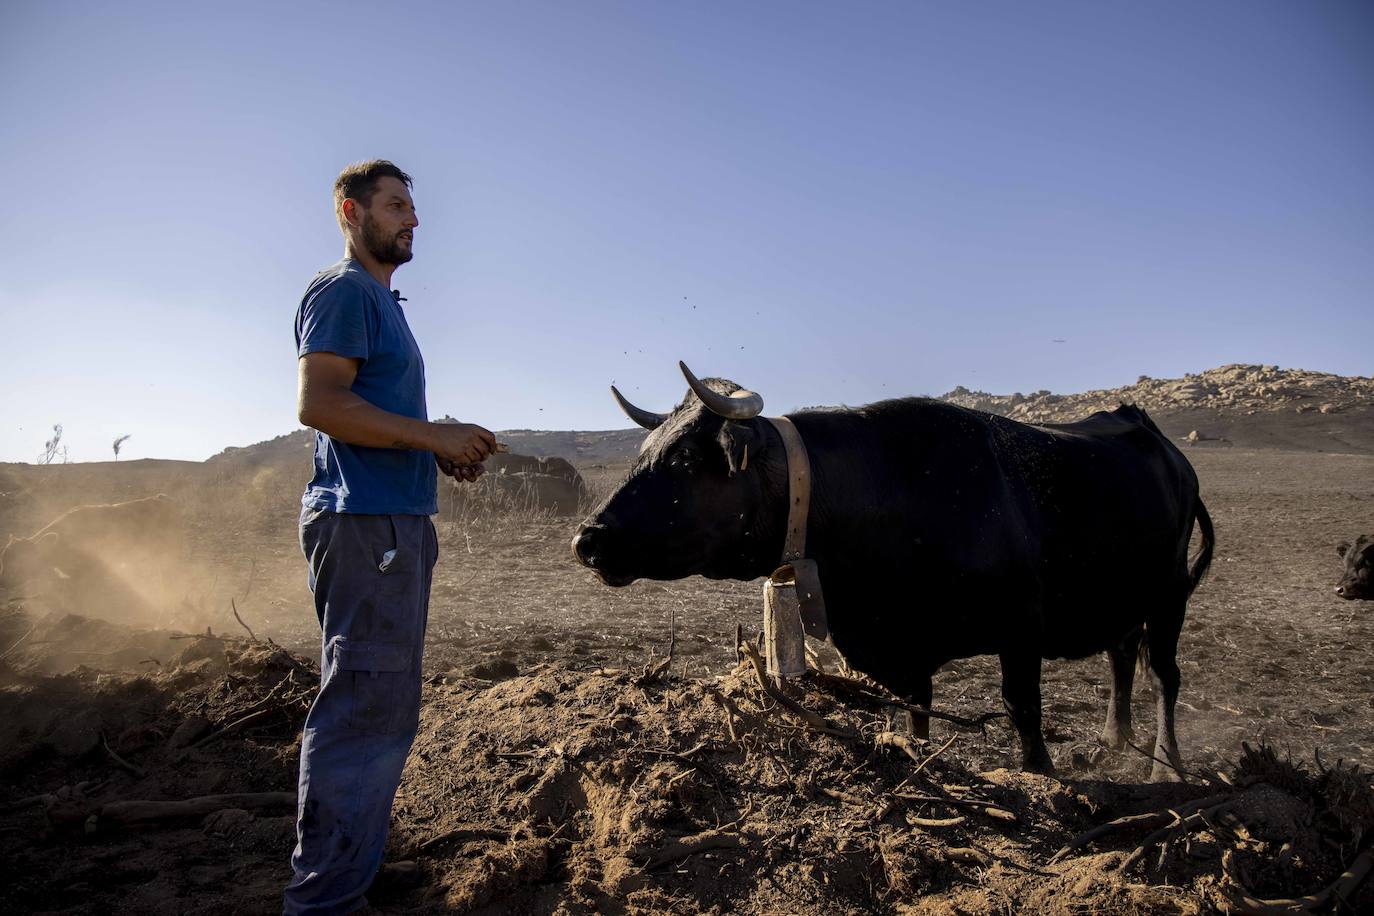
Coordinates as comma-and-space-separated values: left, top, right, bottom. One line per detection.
437, 456, 485, 483
428, 422, 496, 466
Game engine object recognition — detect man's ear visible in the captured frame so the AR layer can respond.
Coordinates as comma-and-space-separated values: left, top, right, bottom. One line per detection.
341, 197, 363, 229
719, 421, 759, 476
1338, 541, 1351, 559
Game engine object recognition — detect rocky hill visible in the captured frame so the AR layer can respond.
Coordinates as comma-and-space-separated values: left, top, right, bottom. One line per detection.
206, 426, 647, 468
940, 364, 1374, 424
197, 364, 1373, 471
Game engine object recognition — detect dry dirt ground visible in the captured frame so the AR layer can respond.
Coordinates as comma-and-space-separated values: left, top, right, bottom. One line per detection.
1, 443, 1372, 914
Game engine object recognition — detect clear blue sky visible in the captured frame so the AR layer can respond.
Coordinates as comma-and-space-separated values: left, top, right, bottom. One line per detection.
1, 1, 1370, 463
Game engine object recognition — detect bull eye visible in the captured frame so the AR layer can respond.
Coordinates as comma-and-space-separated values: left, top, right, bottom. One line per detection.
670, 448, 698, 470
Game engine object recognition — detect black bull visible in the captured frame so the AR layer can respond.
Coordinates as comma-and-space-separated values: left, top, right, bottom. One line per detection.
573, 368, 1214, 780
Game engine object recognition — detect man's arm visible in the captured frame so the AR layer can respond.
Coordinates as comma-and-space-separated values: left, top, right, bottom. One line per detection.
297, 352, 495, 466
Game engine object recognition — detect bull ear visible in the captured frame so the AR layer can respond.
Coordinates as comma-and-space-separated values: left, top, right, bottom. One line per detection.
1338, 541, 1351, 558
718, 421, 759, 476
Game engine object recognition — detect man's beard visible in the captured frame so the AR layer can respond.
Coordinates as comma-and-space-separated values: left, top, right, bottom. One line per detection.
361, 215, 413, 265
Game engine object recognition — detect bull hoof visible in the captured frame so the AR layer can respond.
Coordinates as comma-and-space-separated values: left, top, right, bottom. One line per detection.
1022, 751, 1055, 776
1099, 728, 1133, 752
1149, 762, 1185, 783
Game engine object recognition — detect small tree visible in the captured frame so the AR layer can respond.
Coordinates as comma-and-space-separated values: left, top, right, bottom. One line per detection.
112, 434, 132, 461
38, 424, 63, 465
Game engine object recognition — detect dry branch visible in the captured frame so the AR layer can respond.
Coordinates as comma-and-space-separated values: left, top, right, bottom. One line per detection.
100, 732, 145, 778
877, 730, 925, 765
230, 598, 258, 643
812, 671, 1006, 732
877, 732, 957, 780
1049, 792, 1232, 864
819, 786, 869, 806
643, 828, 746, 869
908, 814, 966, 828
93, 791, 296, 828
1223, 846, 1374, 915
702, 685, 742, 744
416, 824, 512, 852
740, 641, 856, 738
893, 792, 1018, 823
1117, 802, 1231, 873
2, 793, 53, 814
946, 846, 991, 866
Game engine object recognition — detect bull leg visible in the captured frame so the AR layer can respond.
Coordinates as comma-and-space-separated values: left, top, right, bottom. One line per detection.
999, 651, 1053, 774
1100, 627, 1142, 751
1145, 608, 1187, 783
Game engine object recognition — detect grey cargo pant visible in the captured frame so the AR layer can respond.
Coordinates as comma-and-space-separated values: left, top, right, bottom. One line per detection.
283, 508, 437, 916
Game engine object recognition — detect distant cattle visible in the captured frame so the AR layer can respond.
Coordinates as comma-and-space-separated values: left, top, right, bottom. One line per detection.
0, 494, 180, 591
1336, 536, 1373, 600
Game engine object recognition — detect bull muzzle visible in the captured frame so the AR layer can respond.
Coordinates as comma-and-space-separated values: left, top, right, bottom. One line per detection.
571, 525, 606, 568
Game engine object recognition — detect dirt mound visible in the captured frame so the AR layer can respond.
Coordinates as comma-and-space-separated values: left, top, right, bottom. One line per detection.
390, 660, 1374, 914
942, 364, 1374, 425
2, 629, 1372, 914
0, 627, 312, 914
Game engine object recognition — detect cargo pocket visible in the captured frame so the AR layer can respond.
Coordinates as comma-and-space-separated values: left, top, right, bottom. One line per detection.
330, 637, 415, 734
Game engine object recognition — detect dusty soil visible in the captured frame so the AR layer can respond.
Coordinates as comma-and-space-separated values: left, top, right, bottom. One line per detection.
2, 425, 1373, 911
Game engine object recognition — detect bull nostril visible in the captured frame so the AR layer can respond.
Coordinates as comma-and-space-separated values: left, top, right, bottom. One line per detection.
572, 527, 604, 566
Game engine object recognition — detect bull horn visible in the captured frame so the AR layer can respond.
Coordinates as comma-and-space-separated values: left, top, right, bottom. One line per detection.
611, 385, 667, 430
679, 361, 763, 419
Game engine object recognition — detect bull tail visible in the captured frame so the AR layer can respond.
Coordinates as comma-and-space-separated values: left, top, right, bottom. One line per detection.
1136, 499, 1213, 680
1188, 498, 1214, 595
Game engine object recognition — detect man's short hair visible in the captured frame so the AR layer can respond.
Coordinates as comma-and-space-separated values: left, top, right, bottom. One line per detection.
333, 160, 413, 230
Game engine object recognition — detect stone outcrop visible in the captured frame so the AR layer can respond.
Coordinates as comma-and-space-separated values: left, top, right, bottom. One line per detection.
939, 365, 1374, 424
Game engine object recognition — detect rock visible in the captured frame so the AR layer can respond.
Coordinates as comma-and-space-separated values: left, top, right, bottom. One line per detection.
469, 657, 519, 681
1186, 430, 1202, 443
46, 708, 102, 758
202, 807, 254, 838
167, 714, 212, 749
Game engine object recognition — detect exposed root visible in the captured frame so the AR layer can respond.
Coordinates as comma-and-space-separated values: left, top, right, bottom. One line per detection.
229, 598, 259, 643
894, 792, 1019, 824
413, 824, 513, 853
701, 684, 742, 744
1116, 801, 1233, 874
99, 731, 145, 778
878, 732, 957, 779
811, 671, 1007, 732
641, 827, 748, 869
1223, 845, 1374, 914
81, 791, 297, 831
1050, 792, 1233, 864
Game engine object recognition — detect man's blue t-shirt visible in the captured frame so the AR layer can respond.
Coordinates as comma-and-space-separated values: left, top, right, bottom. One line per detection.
295, 258, 437, 515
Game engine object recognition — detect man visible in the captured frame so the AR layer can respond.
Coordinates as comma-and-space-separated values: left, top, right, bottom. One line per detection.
286, 160, 495, 914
